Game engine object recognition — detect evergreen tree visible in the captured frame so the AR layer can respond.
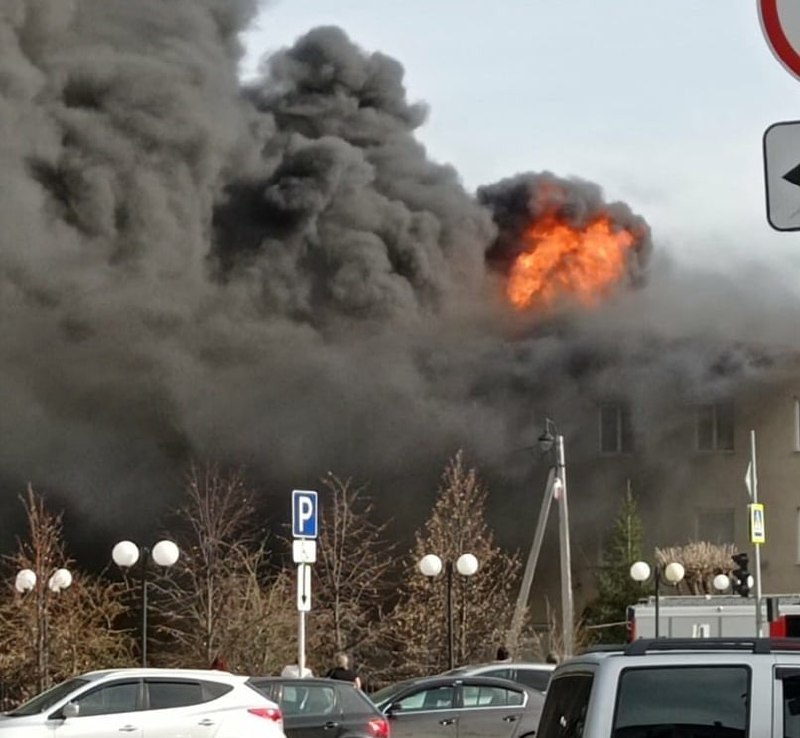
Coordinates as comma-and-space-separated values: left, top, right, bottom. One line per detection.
583, 482, 649, 643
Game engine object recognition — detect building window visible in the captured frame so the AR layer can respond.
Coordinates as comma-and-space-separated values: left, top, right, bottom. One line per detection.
599, 403, 633, 454
696, 401, 734, 452
796, 508, 800, 565
794, 397, 800, 453
696, 508, 735, 544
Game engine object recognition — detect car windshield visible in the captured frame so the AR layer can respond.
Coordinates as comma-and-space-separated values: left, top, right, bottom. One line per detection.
7, 678, 90, 716
371, 681, 417, 708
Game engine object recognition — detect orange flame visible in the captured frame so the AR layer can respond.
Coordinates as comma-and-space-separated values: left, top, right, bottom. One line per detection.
507, 213, 636, 310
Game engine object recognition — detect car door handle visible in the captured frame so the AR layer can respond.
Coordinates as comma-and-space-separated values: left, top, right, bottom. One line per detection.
324, 721, 340, 729
119, 726, 139, 733
197, 718, 216, 726
502, 715, 520, 722
439, 718, 456, 726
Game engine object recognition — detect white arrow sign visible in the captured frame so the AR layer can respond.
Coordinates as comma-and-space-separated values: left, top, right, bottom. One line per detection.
745, 461, 753, 500
297, 563, 311, 612
763, 120, 800, 231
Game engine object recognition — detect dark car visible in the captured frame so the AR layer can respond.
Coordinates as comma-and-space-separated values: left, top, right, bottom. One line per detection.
371, 675, 544, 738
248, 677, 389, 738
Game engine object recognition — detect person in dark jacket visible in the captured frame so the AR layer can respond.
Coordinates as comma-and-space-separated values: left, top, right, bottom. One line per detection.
325, 652, 361, 688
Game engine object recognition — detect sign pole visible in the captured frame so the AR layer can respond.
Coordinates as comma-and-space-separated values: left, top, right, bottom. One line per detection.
298, 586, 307, 677
291, 490, 318, 678
750, 430, 764, 637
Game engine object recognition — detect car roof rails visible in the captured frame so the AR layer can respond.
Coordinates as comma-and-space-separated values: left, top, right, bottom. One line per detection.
623, 638, 793, 655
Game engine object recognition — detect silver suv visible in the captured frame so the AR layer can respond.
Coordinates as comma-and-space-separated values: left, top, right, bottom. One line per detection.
537, 638, 800, 738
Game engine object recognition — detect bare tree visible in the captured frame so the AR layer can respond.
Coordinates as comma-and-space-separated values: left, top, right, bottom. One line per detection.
154, 463, 296, 673
305, 474, 396, 681
655, 541, 738, 594
0, 485, 132, 705
388, 451, 522, 678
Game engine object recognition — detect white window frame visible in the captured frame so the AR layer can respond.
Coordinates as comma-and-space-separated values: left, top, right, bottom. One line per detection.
796, 507, 800, 565
695, 402, 734, 452
794, 397, 800, 453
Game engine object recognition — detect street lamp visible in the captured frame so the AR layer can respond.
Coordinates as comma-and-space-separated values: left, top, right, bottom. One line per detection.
16, 566, 72, 692
419, 553, 479, 670
629, 560, 685, 638
112, 539, 179, 667
713, 573, 732, 592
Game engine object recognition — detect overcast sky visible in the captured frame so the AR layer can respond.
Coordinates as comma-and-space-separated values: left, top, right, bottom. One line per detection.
239, 0, 800, 276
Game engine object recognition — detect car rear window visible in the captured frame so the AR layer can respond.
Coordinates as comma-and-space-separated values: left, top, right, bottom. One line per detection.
338, 685, 379, 714
514, 668, 552, 692
145, 679, 231, 709
462, 685, 524, 707
537, 673, 593, 738
612, 666, 749, 738
480, 667, 513, 681
279, 685, 338, 716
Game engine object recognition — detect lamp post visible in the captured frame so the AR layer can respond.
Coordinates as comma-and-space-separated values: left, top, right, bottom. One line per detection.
112, 539, 179, 667
419, 553, 479, 670
629, 560, 685, 638
16, 566, 72, 692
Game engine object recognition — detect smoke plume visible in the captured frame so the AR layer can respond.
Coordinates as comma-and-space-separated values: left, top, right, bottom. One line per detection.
0, 3, 795, 553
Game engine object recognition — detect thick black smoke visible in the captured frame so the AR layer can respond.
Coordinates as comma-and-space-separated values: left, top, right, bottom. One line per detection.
0, 3, 796, 558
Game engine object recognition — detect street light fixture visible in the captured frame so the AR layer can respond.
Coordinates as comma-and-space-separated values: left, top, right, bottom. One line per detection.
629, 560, 685, 638
713, 573, 731, 592
419, 553, 479, 670
112, 539, 180, 667
16, 566, 73, 692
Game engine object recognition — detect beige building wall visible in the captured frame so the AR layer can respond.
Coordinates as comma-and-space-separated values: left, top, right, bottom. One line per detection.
525, 371, 800, 621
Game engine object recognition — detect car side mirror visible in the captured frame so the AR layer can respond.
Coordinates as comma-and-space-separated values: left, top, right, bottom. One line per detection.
62, 702, 79, 719
387, 702, 403, 716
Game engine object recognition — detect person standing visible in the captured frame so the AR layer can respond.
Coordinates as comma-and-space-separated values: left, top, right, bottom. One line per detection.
281, 663, 314, 678
325, 652, 361, 688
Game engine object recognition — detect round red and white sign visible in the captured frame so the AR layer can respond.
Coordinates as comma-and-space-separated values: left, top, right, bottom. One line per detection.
759, 0, 800, 81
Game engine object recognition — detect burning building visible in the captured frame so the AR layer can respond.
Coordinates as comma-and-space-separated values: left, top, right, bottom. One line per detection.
1, 1, 799, 614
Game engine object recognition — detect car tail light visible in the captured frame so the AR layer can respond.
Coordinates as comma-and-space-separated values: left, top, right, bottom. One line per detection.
368, 717, 390, 738
249, 707, 283, 722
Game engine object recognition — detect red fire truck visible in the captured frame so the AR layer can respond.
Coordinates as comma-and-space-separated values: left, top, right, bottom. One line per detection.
627, 594, 800, 639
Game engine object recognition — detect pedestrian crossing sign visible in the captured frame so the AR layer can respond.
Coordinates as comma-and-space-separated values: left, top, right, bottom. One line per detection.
749, 503, 766, 544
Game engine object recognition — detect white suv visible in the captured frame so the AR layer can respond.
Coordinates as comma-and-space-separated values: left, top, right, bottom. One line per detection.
0, 667, 286, 738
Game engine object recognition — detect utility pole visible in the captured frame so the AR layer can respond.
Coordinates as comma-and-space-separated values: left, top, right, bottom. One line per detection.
508, 468, 555, 653
508, 419, 574, 659
555, 433, 574, 658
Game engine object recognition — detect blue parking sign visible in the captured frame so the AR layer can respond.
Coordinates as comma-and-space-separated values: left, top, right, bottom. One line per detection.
292, 490, 318, 539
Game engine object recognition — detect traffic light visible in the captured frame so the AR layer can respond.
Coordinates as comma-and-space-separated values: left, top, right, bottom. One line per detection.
731, 552, 753, 597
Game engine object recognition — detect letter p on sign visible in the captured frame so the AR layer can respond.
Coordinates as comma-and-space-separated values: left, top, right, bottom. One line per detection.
292, 490, 319, 539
